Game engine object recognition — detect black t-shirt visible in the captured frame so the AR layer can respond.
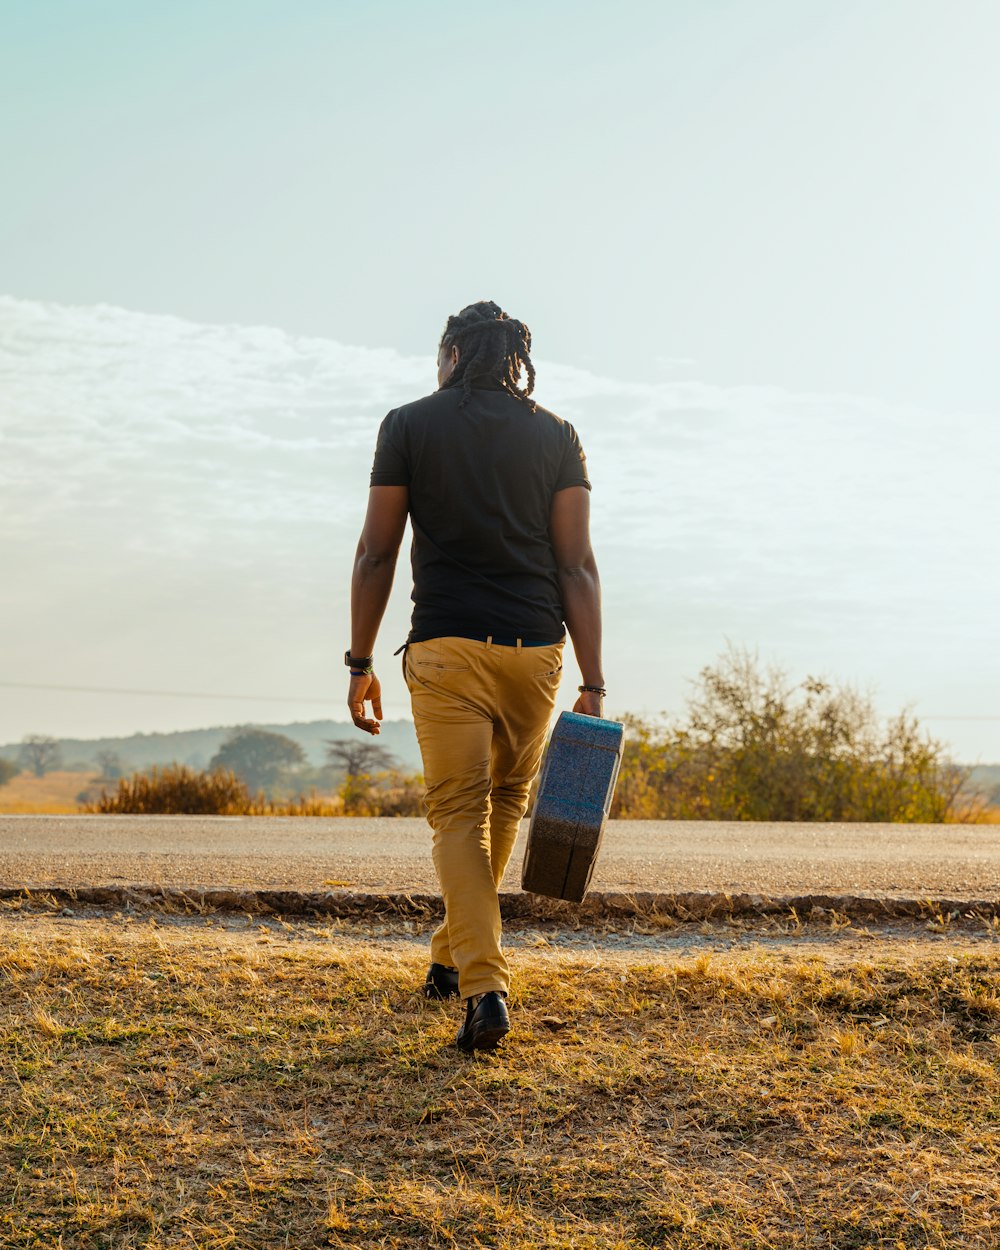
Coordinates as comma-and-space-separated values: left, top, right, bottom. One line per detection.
369, 378, 591, 644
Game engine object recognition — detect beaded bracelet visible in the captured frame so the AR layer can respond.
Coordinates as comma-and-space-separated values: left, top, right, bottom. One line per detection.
578, 685, 607, 697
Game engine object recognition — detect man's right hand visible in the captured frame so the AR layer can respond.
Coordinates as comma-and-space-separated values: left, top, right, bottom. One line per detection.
572, 690, 605, 719
349, 672, 383, 735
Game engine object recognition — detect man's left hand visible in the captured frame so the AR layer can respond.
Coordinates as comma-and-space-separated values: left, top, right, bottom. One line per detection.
572, 690, 605, 718
349, 672, 383, 735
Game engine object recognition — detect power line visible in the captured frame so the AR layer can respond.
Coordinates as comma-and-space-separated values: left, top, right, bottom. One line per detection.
922, 716, 1000, 722
0, 680, 334, 704
1, 679, 999, 721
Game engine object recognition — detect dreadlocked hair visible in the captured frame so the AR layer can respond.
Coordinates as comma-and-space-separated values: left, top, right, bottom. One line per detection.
439, 300, 538, 412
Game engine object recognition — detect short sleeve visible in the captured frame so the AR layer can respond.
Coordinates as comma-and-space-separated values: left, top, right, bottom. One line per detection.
369, 409, 410, 487
554, 421, 592, 492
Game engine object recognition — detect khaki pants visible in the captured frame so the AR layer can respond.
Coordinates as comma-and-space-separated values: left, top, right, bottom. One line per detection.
404, 635, 564, 1000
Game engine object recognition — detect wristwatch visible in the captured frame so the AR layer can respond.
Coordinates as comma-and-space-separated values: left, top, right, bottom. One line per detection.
345, 650, 374, 675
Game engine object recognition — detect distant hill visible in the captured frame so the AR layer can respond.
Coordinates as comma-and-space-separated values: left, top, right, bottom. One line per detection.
0, 720, 421, 774
968, 764, 1000, 801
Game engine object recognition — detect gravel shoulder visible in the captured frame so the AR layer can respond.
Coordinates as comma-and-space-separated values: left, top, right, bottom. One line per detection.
2, 904, 999, 968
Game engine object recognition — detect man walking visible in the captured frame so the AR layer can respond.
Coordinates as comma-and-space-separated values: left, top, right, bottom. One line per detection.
347, 300, 604, 1052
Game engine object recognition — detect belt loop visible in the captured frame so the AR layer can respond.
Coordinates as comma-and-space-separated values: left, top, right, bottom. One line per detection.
486, 635, 493, 649
516, 637, 522, 652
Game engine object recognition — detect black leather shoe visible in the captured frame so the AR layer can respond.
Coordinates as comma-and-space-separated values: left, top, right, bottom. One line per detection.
423, 963, 460, 1000
456, 991, 510, 1053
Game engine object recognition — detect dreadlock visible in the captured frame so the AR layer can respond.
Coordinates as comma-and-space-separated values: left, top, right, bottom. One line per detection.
438, 300, 538, 412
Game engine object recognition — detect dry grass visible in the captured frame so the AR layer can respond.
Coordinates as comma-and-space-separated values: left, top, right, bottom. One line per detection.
1, 912, 999, 1248
82, 764, 349, 817
0, 767, 350, 817
953, 803, 1000, 825
0, 770, 96, 814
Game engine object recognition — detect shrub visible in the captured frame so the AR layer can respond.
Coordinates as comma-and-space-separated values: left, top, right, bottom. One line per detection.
611, 644, 971, 823
87, 764, 267, 815
338, 769, 425, 817
83, 766, 384, 817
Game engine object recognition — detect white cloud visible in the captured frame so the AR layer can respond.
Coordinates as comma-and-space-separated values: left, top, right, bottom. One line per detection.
1, 295, 997, 756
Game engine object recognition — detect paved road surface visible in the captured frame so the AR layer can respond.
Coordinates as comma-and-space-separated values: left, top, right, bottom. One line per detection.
1, 816, 998, 899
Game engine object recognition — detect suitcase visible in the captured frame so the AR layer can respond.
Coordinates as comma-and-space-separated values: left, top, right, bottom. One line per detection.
521, 711, 625, 902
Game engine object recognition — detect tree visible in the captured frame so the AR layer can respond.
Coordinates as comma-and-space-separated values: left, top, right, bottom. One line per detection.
19, 734, 62, 778
323, 739, 415, 815
208, 728, 306, 795
0, 758, 17, 787
95, 749, 126, 780
325, 738, 397, 778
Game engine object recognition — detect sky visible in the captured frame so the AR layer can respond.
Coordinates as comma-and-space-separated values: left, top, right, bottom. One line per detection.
1, 0, 998, 761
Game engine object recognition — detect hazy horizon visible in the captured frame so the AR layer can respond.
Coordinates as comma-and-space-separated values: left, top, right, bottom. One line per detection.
2, 713, 997, 773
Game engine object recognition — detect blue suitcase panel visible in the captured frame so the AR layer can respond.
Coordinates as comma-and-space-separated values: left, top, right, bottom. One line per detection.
521, 711, 625, 902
